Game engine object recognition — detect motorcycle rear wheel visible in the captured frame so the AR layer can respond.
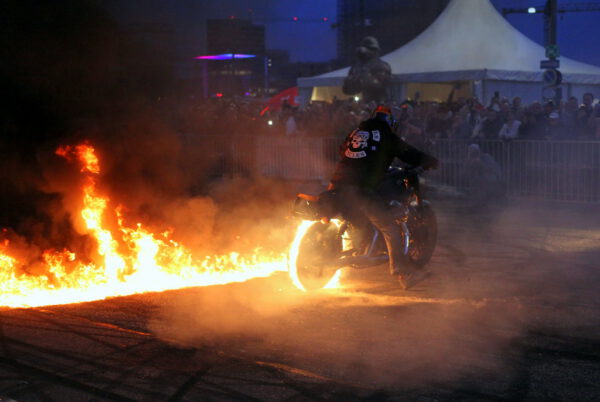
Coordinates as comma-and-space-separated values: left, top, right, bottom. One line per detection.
290, 221, 342, 291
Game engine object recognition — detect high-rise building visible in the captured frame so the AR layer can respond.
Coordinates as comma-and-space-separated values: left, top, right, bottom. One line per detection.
207, 19, 265, 56
204, 19, 267, 96
337, 0, 449, 64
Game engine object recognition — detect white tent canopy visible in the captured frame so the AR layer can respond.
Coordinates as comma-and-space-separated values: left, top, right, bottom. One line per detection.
298, 0, 600, 103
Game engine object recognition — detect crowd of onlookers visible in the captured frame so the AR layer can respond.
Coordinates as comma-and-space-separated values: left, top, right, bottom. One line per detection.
396, 92, 600, 145
172, 96, 357, 138
171, 91, 600, 144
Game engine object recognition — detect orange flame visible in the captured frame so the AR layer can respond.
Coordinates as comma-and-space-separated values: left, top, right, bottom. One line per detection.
56, 143, 100, 174
0, 143, 287, 308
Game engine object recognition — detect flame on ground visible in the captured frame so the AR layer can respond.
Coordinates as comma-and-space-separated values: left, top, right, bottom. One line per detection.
0, 143, 288, 308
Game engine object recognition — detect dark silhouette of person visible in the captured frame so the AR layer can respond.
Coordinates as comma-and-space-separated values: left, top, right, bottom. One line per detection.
342, 37, 392, 103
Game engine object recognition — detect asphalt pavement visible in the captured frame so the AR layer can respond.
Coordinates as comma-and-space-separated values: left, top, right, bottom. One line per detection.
1, 199, 599, 401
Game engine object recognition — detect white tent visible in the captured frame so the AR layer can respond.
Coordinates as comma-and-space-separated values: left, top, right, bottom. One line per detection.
298, 0, 600, 104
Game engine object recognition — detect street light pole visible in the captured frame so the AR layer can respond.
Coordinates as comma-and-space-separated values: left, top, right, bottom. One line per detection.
202, 61, 208, 99
263, 56, 270, 97
503, 0, 600, 49
544, 0, 557, 54
502, 0, 600, 103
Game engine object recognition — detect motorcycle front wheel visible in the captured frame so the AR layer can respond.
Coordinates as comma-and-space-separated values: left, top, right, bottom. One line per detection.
289, 221, 342, 291
407, 202, 438, 268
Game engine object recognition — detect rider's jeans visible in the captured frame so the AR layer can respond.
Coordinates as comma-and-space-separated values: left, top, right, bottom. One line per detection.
335, 186, 408, 276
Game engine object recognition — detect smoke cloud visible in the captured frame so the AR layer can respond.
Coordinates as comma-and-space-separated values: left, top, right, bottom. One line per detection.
147, 202, 600, 389
148, 271, 523, 388
1, 0, 301, 264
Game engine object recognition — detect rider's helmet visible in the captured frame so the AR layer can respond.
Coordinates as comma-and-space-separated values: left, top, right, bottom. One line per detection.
371, 105, 396, 130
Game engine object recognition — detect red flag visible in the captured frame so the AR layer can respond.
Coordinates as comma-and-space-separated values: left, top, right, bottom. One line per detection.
265, 87, 299, 113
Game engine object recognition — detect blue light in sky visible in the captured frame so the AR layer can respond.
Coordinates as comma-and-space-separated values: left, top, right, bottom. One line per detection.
124, 0, 600, 67
195, 53, 256, 60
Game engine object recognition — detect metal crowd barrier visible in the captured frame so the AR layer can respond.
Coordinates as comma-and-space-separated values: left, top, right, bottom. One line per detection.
428, 139, 600, 203
180, 134, 342, 182
182, 133, 600, 204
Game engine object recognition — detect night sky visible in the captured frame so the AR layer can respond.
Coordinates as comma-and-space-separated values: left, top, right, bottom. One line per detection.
494, 0, 600, 67
194, 0, 338, 62
211, 0, 600, 66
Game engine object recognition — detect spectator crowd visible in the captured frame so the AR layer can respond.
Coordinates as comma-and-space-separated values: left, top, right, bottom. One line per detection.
172, 91, 600, 145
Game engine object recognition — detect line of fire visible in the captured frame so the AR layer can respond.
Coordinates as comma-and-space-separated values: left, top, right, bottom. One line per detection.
1, 0, 600, 400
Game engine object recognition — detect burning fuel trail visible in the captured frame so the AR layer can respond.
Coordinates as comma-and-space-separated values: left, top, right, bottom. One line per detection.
0, 143, 287, 308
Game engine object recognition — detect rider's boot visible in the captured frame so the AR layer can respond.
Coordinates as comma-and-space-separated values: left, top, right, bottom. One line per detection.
396, 269, 432, 290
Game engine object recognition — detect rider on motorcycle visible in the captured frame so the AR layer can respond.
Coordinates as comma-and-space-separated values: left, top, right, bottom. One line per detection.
329, 105, 439, 289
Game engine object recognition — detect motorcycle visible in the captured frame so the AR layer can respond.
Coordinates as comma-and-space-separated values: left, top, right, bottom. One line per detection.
289, 166, 437, 290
